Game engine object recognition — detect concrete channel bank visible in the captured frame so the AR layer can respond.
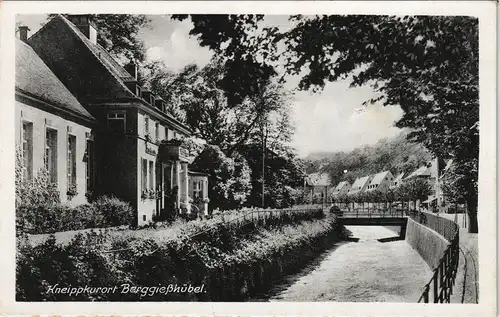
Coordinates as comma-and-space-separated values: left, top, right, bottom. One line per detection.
405, 217, 449, 270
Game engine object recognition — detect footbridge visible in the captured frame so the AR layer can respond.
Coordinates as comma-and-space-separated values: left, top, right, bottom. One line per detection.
333, 208, 408, 238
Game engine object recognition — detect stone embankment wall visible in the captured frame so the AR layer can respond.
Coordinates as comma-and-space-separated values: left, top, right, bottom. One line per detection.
405, 217, 449, 269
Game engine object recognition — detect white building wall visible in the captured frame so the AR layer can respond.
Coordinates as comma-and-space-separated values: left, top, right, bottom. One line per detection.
136, 111, 158, 226
15, 100, 91, 206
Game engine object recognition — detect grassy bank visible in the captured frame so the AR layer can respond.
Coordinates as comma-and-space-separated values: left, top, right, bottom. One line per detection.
17, 215, 348, 301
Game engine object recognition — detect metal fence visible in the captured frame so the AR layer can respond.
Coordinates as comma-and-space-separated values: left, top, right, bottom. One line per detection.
191, 206, 324, 239
101, 206, 324, 256
408, 210, 460, 303
407, 210, 457, 242
337, 208, 405, 218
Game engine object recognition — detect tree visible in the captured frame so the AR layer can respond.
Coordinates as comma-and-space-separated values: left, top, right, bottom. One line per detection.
172, 14, 277, 106
48, 14, 150, 62
397, 178, 432, 212
143, 59, 294, 155
142, 61, 199, 122
178, 15, 479, 232
142, 58, 300, 209
238, 143, 304, 208
190, 145, 251, 211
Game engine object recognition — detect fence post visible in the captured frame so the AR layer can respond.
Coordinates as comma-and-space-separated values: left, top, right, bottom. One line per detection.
433, 270, 438, 303
423, 285, 430, 303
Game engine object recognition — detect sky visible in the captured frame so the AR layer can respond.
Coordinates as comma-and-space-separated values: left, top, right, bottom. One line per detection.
16, 14, 404, 157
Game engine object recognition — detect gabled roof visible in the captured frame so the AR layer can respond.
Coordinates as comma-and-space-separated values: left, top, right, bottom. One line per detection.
60, 15, 135, 81
405, 165, 431, 179
393, 172, 405, 182
15, 39, 95, 123
188, 170, 209, 177
369, 171, 391, 186
27, 15, 192, 134
350, 175, 371, 190
333, 181, 350, 192
306, 173, 331, 187
27, 15, 135, 103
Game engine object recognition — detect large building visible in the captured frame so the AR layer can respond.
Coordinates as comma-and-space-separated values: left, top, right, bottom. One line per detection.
18, 15, 209, 226
15, 38, 97, 206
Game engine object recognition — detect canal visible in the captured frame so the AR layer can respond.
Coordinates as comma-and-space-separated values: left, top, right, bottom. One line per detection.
264, 226, 432, 302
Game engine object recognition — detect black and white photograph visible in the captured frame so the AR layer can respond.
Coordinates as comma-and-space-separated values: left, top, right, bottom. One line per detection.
0, 1, 496, 316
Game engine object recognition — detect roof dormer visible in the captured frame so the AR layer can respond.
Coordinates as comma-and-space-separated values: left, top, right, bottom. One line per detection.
67, 15, 98, 45
124, 80, 142, 97
154, 97, 166, 112
142, 90, 155, 106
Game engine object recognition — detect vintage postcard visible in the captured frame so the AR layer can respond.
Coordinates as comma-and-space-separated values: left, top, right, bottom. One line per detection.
0, 1, 496, 316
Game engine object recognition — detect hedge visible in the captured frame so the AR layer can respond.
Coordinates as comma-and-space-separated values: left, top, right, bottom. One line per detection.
16, 216, 349, 301
16, 196, 134, 235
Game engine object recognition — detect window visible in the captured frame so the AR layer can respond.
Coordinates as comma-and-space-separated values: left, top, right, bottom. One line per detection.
21, 122, 33, 180
85, 136, 94, 193
148, 160, 154, 190
67, 134, 77, 189
155, 122, 160, 141
144, 116, 149, 137
193, 180, 203, 199
164, 127, 169, 140
108, 112, 126, 132
44, 128, 58, 183
141, 158, 148, 191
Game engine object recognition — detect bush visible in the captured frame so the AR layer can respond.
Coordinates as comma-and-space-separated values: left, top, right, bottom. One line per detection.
91, 196, 134, 227
16, 196, 134, 235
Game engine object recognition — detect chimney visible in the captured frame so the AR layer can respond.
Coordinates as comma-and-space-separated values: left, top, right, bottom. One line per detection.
19, 26, 30, 42
67, 15, 98, 44
125, 61, 138, 80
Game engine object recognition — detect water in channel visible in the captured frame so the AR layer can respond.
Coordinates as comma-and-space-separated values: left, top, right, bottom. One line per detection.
267, 226, 432, 302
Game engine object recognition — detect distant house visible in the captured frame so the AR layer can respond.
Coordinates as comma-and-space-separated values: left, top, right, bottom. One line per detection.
332, 181, 351, 197
304, 172, 331, 203
405, 157, 448, 211
348, 175, 373, 196
365, 171, 394, 192
390, 172, 405, 189
404, 165, 432, 180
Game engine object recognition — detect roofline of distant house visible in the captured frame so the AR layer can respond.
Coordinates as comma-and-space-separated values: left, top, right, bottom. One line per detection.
87, 98, 193, 136
15, 88, 97, 127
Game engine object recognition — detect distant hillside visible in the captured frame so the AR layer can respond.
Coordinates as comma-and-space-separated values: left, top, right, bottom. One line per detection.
304, 132, 432, 186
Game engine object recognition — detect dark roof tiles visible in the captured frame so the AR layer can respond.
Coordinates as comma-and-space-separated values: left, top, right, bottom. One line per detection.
15, 39, 95, 122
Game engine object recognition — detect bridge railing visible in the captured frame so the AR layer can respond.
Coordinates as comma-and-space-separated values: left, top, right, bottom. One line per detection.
409, 210, 460, 303
333, 207, 405, 218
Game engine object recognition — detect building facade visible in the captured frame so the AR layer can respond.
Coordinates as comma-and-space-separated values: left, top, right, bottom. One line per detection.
365, 171, 394, 193
15, 38, 97, 206
22, 15, 208, 226
331, 181, 351, 198
348, 175, 373, 196
390, 172, 405, 189
404, 157, 447, 211
304, 172, 331, 203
